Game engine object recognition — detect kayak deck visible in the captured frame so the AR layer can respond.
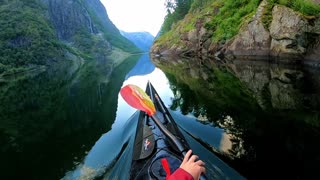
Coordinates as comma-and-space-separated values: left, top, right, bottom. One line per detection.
130, 81, 190, 179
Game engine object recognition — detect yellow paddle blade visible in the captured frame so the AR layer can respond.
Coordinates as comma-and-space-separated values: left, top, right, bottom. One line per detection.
120, 84, 156, 116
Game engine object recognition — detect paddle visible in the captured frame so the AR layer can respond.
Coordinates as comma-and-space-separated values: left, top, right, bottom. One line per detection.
121, 83, 207, 180
120, 84, 187, 155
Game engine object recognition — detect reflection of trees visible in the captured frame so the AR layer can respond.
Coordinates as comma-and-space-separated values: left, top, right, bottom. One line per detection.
0, 56, 139, 180
153, 57, 260, 175
152, 56, 320, 179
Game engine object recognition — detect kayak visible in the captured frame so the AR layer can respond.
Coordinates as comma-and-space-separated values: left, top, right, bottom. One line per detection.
129, 81, 190, 179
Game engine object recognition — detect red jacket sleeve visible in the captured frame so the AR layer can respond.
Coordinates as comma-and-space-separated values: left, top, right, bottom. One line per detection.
168, 168, 194, 180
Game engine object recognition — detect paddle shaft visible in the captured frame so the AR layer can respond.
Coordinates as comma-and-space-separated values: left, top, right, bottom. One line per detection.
151, 114, 206, 180
150, 115, 187, 154
149, 84, 206, 180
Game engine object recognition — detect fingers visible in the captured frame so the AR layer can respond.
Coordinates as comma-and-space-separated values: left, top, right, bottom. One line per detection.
195, 160, 205, 167
189, 154, 199, 163
200, 166, 206, 174
183, 150, 192, 163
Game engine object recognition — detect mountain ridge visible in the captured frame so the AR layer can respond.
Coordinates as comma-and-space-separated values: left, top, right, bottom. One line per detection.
121, 31, 154, 52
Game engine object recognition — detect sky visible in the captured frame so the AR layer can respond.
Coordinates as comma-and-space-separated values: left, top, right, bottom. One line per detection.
101, 0, 167, 36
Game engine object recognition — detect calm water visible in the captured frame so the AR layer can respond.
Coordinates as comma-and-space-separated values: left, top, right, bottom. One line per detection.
1, 54, 319, 179
153, 56, 320, 179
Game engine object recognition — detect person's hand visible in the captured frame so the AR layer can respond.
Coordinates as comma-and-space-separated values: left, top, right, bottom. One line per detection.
180, 150, 206, 180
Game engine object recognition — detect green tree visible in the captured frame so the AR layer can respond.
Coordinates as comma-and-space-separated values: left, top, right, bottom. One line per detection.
161, 0, 193, 34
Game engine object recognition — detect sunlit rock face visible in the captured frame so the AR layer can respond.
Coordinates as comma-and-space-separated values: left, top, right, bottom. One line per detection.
227, 0, 271, 57
152, 0, 320, 61
227, 1, 320, 60
270, 5, 309, 56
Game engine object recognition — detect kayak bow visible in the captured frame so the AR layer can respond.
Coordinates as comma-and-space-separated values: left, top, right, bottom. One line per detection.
121, 81, 191, 179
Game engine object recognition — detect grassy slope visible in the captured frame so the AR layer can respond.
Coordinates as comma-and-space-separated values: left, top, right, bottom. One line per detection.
0, 0, 140, 78
156, 0, 320, 47
0, 1, 64, 75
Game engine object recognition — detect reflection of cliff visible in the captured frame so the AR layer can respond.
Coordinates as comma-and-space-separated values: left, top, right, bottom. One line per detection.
152, 56, 259, 118
228, 60, 320, 110
152, 56, 320, 179
0, 56, 139, 180
152, 56, 258, 160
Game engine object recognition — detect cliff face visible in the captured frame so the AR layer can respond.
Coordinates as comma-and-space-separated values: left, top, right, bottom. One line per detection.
43, 0, 137, 52
228, 1, 320, 59
83, 0, 119, 34
44, 0, 98, 40
151, 0, 320, 62
0, 0, 138, 78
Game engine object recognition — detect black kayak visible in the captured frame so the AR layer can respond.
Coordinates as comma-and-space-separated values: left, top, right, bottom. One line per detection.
130, 81, 191, 179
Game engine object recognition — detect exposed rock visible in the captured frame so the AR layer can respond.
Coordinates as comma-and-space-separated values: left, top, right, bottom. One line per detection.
46, 0, 97, 40
269, 5, 309, 56
311, 0, 320, 4
151, 16, 212, 57
152, 0, 320, 61
226, 1, 319, 59
227, 0, 271, 57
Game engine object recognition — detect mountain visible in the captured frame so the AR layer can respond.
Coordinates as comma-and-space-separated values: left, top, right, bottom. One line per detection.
151, 0, 320, 61
121, 31, 154, 52
0, 0, 140, 77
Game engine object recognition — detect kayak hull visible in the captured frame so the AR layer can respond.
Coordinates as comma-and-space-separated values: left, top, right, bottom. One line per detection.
130, 82, 189, 179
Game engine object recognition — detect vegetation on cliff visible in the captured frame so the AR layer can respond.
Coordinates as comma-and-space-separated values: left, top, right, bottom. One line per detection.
262, 0, 320, 29
0, 1, 64, 75
157, 0, 320, 48
0, 0, 139, 78
161, 0, 193, 34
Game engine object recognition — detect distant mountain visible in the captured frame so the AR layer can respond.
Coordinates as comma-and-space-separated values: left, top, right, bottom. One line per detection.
121, 31, 155, 52
125, 54, 155, 79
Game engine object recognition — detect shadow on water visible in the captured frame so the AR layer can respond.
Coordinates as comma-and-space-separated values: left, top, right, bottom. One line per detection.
152, 56, 320, 179
0, 55, 140, 180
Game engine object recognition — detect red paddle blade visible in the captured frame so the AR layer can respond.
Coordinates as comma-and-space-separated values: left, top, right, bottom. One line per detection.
120, 84, 156, 116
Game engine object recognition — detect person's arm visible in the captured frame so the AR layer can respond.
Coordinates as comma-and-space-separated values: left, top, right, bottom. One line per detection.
168, 168, 193, 180
168, 150, 206, 180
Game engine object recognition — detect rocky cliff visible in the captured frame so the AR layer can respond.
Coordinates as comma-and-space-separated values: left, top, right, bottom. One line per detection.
0, 0, 139, 78
42, 0, 139, 54
227, 1, 320, 60
151, 0, 320, 62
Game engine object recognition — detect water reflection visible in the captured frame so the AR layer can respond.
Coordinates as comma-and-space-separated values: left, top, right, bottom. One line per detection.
62, 54, 175, 179
125, 54, 155, 79
229, 60, 320, 110
65, 54, 244, 179
4, 52, 318, 179
152, 56, 320, 179
0, 55, 139, 180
